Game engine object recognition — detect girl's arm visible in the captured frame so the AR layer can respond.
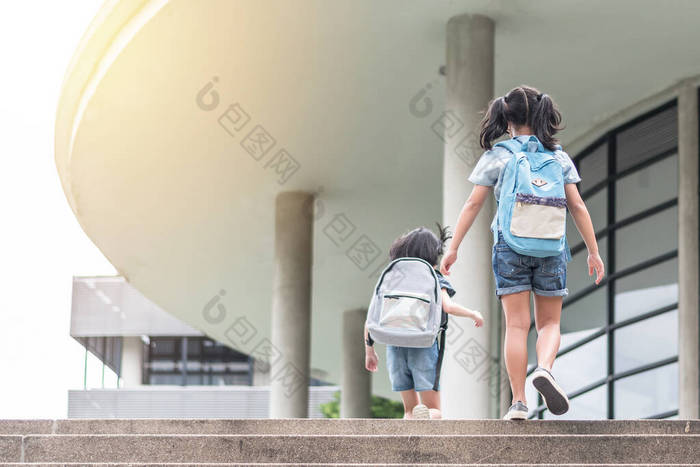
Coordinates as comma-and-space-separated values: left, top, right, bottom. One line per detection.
565, 184, 605, 284
440, 185, 492, 275
442, 290, 483, 327
364, 324, 378, 372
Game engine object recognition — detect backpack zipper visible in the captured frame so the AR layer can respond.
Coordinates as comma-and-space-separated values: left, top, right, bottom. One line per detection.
384, 293, 431, 303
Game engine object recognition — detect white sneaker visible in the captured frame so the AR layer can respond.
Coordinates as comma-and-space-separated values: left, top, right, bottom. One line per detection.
412, 404, 430, 419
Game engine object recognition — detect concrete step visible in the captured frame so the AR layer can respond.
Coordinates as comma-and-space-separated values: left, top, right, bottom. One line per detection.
0, 434, 698, 464
4, 464, 700, 467
1, 419, 699, 435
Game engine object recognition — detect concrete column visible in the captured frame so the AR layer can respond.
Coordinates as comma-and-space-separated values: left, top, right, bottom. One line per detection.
677, 82, 699, 419
441, 14, 495, 419
341, 308, 372, 418
270, 191, 314, 418
120, 336, 143, 387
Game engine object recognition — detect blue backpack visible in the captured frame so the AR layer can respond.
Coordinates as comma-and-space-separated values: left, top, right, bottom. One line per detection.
494, 136, 569, 258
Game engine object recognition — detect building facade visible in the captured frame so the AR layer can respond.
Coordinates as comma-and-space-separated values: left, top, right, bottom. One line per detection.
524, 97, 693, 419
69, 276, 337, 418
55, 1, 700, 419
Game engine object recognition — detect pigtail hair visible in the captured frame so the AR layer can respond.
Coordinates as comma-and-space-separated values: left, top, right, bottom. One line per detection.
531, 93, 563, 151
479, 96, 509, 150
435, 222, 452, 257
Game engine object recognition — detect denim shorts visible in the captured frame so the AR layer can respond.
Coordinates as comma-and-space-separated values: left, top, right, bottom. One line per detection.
492, 232, 568, 297
386, 341, 439, 392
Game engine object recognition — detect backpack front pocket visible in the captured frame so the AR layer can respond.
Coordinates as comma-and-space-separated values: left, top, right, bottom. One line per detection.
510, 194, 566, 240
379, 292, 431, 330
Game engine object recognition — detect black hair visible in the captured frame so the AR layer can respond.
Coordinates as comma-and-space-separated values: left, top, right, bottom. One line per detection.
389, 223, 452, 266
479, 85, 563, 151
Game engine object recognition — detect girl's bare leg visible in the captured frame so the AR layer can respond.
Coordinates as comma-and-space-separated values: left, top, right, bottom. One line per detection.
501, 290, 531, 404
419, 390, 442, 419
534, 295, 563, 371
399, 389, 419, 419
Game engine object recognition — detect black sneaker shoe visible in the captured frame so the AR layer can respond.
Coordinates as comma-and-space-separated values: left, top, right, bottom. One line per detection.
532, 367, 569, 415
503, 401, 528, 420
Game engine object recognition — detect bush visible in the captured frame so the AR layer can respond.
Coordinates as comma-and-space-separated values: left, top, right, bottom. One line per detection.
319, 390, 404, 419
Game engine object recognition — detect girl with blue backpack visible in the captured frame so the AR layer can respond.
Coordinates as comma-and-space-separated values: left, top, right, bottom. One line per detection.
440, 85, 605, 420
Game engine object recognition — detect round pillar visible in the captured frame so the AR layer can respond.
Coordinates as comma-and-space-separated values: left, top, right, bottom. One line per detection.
441, 14, 496, 419
270, 191, 314, 418
341, 308, 372, 418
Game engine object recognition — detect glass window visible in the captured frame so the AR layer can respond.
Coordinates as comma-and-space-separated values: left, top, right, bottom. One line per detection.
186, 374, 204, 385
567, 188, 608, 247
614, 363, 678, 419
614, 310, 678, 373
525, 371, 540, 418
149, 360, 176, 371
146, 336, 252, 386
562, 286, 607, 335
187, 338, 202, 357
149, 374, 183, 385
566, 100, 680, 421
553, 335, 607, 394
578, 143, 608, 192
616, 105, 677, 172
615, 258, 678, 321
614, 206, 677, 271
616, 154, 677, 220
151, 338, 177, 356
543, 384, 607, 420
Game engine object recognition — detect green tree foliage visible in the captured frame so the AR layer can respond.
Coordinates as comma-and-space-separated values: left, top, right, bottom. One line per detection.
319, 391, 404, 419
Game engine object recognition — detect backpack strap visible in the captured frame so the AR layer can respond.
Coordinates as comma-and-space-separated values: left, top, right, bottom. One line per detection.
496, 136, 554, 155
494, 138, 524, 155
432, 325, 447, 391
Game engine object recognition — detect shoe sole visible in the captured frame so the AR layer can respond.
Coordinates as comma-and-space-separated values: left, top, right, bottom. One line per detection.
412, 404, 430, 419
533, 370, 569, 416
503, 409, 528, 420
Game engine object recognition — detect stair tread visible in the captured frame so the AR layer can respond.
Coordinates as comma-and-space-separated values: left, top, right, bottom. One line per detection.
1, 419, 698, 435
2, 420, 699, 465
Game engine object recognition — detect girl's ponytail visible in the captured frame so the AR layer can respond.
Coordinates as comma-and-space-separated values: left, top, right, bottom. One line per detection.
479, 96, 509, 150
531, 93, 563, 151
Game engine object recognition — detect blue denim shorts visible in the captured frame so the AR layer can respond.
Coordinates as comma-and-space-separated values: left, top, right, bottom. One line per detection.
492, 232, 568, 297
386, 341, 439, 392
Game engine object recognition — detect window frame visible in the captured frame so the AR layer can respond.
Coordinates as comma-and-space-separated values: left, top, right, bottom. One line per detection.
527, 98, 680, 420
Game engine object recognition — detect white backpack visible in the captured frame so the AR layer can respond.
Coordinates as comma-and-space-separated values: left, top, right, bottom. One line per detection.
365, 257, 446, 348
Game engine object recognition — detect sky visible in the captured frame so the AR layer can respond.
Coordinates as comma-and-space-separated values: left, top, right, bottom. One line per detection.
0, 1, 119, 418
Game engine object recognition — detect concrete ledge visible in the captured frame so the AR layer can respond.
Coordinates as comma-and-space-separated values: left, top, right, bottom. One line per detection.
4, 464, 700, 467
2, 419, 698, 435
0, 420, 53, 435
15, 434, 700, 464
0, 436, 21, 462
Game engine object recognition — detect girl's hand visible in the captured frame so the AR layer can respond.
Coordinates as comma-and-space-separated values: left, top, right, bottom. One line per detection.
365, 347, 378, 372
440, 249, 458, 276
472, 311, 484, 328
588, 252, 605, 285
